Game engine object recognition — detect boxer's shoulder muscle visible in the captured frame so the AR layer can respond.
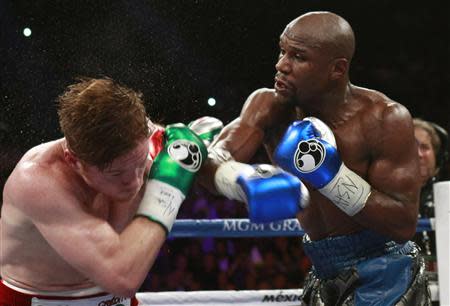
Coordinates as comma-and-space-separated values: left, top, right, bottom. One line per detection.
353, 86, 410, 121
5, 141, 79, 220
241, 88, 293, 130
350, 86, 413, 148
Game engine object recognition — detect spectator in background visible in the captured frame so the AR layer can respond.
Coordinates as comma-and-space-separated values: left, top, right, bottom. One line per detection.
413, 118, 449, 276
414, 119, 446, 188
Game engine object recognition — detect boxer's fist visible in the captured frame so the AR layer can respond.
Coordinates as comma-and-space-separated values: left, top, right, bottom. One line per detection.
274, 117, 341, 188
137, 123, 207, 232
274, 117, 371, 216
214, 161, 309, 223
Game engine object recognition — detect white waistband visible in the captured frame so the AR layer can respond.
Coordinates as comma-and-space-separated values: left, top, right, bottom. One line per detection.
1, 279, 105, 297
31, 294, 131, 306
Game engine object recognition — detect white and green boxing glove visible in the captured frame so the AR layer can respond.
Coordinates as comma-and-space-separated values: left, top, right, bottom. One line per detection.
136, 123, 207, 233
188, 116, 223, 146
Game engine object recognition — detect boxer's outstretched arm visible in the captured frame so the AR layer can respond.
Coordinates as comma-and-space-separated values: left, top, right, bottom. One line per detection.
355, 103, 421, 242
198, 88, 288, 193
196, 89, 310, 223
199, 118, 265, 190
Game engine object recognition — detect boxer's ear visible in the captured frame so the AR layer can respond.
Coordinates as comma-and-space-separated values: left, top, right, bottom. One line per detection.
63, 147, 82, 170
329, 57, 348, 81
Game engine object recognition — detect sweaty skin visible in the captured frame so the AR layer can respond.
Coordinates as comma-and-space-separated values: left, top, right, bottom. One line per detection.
1, 138, 166, 296
200, 12, 420, 242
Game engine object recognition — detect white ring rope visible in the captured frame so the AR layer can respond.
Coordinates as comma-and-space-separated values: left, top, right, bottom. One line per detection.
136, 285, 438, 305
137, 289, 303, 306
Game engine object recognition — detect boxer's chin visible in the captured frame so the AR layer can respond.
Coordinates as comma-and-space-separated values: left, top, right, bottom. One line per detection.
274, 81, 295, 98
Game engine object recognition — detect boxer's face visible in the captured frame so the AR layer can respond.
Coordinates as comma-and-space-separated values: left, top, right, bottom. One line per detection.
274, 24, 332, 105
415, 127, 437, 185
80, 138, 151, 200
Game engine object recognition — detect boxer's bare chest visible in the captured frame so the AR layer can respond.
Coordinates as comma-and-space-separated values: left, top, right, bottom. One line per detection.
263, 107, 299, 161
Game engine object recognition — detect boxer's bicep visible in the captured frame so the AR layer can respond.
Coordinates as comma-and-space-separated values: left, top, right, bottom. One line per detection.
367, 104, 421, 209
355, 105, 421, 241
212, 118, 265, 163
210, 90, 271, 162
199, 88, 277, 192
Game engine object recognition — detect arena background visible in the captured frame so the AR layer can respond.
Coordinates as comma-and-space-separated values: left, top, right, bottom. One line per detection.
1, 0, 449, 293
1, 0, 449, 148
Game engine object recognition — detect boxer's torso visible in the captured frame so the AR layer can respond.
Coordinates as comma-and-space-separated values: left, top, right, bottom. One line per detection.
0, 139, 144, 292
259, 87, 390, 240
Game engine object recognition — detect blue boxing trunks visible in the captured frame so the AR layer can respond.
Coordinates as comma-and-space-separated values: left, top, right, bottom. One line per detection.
300, 229, 431, 306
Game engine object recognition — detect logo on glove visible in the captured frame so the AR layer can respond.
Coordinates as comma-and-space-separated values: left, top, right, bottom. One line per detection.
249, 164, 281, 179
168, 140, 202, 172
294, 139, 326, 173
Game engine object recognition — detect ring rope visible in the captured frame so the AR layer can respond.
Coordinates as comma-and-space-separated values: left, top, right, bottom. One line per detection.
141, 216, 438, 304
136, 284, 439, 305
169, 218, 434, 238
136, 289, 303, 305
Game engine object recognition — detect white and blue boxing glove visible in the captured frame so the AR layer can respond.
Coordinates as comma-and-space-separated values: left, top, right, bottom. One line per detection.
214, 161, 310, 223
274, 117, 371, 216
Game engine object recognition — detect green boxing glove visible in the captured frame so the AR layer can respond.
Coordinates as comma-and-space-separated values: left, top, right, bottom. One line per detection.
136, 123, 207, 233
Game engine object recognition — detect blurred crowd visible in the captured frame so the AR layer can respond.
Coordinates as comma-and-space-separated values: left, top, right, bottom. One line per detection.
140, 188, 312, 292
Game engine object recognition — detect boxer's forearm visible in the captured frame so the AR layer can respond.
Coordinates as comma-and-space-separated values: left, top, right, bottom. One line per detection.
112, 217, 166, 296
196, 157, 222, 194
352, 189, 419, 243
69, 217, 165, 298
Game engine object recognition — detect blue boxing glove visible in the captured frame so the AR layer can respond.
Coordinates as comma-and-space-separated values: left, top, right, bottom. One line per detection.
214, 160, 309, 223
274, 117, 371, 216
